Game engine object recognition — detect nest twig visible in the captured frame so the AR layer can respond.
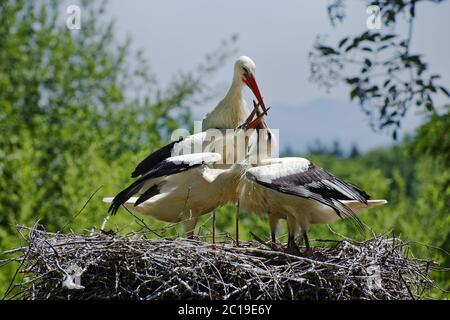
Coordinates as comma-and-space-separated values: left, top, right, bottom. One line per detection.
1, 225, 439, 300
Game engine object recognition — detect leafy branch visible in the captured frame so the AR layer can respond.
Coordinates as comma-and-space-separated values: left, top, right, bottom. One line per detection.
309, 0, 449, 138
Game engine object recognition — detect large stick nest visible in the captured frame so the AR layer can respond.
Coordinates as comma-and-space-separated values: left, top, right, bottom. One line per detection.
1, 225, 437, 300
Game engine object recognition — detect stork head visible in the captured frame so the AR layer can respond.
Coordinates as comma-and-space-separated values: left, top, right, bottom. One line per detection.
235, 56, 267, 113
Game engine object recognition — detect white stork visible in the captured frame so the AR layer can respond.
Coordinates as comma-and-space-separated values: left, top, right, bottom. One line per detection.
128, 56, 266, 179
238, 157, 388, 254
104, 109, 267, 237
202, 56, 267, 131
103, 153, 240, 237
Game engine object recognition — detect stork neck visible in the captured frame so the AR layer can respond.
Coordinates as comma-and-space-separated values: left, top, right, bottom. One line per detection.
245, 129, 274, 165
201, 72, 248, 131
224, 75, 244, 104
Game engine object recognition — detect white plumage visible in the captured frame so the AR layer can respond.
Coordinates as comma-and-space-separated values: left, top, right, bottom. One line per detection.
104, 56, 268, 237
128, 56, 266, 179
246, 157, 311, 183
104, 55, 388, 253
103, 152, 241, 236
202, 56, 266, 130
238, 157, 387, 253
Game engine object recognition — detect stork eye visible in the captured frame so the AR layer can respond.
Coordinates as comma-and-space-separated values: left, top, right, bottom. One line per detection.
242, 66, 249, 76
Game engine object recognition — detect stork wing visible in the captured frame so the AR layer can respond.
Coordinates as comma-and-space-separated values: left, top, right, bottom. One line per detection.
131, 137, 183, 178
246, 158, 370, 230
109, 152, 222, 215
131, 130, 227, 177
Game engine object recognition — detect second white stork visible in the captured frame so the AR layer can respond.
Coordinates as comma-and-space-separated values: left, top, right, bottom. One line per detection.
238, 157, 387, 254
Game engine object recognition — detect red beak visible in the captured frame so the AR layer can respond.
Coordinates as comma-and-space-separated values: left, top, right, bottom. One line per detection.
243, 75, 267, 114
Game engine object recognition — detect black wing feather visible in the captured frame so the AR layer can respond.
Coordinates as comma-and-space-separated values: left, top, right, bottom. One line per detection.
252, 163, 370, 231
274, 164, 370, 203
109, 158, 202, 215
134, 185, 160, 207
131, 137, 183, 178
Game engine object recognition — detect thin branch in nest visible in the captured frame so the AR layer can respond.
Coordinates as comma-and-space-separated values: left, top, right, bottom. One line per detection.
122, 206, 162, 238
250, 232, 278, 251
60, 186, 103, 232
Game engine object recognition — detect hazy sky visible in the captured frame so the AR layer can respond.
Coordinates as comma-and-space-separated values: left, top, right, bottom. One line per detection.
95, 0, 449, 152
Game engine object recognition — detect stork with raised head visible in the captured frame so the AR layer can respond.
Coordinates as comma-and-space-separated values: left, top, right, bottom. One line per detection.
129, 56, 266, 179
238, 156, 387, 254
202, 56, 267, 131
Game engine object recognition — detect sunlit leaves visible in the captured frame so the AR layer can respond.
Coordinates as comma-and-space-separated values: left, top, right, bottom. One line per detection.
0, 0, 234, 239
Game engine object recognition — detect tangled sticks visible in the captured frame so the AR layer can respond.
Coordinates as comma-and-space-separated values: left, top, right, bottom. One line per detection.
1, 226, 437, 300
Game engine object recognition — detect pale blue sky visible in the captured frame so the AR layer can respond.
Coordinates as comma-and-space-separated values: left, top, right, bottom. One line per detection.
89, 0, 449, 152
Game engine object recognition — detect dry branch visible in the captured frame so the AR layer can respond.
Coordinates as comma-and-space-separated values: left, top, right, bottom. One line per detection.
0, 225, 438, 300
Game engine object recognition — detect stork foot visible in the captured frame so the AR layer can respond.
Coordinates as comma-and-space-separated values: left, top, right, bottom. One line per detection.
286, 234, 300, 255
271, 232, 276, 245
287, 246, 301, 256
302, 247, 313, 256
186, 233, 200, 241
287, 242, 301, 256
301, 230, 312, 256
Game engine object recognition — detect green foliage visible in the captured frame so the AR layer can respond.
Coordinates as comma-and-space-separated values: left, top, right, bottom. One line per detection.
0, 0, 235, 295
308, 1, 449, 296
412, 106, 450, 168
309, 0, 450, 138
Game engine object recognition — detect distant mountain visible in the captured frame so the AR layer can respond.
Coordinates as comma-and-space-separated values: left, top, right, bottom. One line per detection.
262, 98, 425, 155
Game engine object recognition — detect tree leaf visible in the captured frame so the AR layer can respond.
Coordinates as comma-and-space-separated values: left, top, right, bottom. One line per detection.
380, 34, 396, 41
338, 37, 349, 48
317, 46, 339, 55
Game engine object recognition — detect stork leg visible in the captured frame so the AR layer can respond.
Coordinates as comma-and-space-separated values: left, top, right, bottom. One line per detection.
287, 234, 300, 255
212, 210, 216, 244
183, 215, 198, 239
268, 214, 278, 245
235, 200, 240, 247
302, 230, 313, 255
286, 215, 300, 255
